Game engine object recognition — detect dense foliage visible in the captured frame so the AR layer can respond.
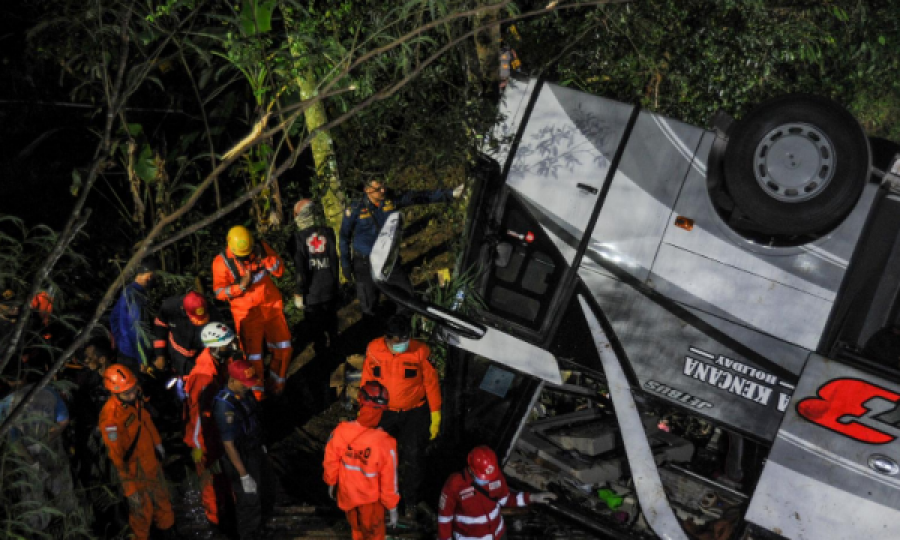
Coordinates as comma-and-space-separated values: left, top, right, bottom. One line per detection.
0, 0, 898, 535
519, 0, 900, 139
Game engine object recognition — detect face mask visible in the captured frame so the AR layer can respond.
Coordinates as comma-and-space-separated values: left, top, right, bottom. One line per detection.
295, 211, 316, 231
212, 344, 236, 361
390, 340, 409, 354
474, 476, 489, 486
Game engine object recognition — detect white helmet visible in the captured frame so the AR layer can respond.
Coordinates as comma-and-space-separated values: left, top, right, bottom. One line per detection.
201, 323, 235, 348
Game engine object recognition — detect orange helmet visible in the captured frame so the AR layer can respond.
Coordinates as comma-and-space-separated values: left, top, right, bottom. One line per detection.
359, 381, 390, 410
104, 365, 138, 393
467, 445, 501, 482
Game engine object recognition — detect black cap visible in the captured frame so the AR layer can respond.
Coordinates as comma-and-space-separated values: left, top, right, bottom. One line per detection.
135, 258, 159, 275
385, 315, 411, 340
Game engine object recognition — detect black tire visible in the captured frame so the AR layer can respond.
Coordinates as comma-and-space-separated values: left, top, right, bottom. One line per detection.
723, 94, 870, 236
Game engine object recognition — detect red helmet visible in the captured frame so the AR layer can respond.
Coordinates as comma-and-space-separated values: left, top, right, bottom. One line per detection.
467, 446, 501, 482
359, 381, 390, 410
183, 291, 210, 326
104, 365, 138, 393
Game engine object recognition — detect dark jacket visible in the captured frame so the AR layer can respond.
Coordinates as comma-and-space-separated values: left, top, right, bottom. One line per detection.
153, 294, 223, 362
110, 282, 151, 363
339, 189, 453, 271
212, 387, 264, 455
292, 225, 339, 306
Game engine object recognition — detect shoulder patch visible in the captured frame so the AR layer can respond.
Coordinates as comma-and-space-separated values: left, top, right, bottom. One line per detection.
345, 208, 351, 217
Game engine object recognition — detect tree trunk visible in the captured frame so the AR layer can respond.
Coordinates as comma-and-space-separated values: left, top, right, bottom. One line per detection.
473, 0, 503, 88
296, 71, 344, 234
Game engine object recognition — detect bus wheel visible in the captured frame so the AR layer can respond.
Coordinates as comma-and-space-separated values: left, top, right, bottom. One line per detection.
723, 94, 870, 237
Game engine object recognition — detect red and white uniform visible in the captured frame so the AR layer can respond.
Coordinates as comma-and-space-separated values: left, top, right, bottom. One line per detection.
437, 469, 530, 540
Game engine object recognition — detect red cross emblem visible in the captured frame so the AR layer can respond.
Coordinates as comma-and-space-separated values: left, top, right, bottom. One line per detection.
307, 233, 326, 253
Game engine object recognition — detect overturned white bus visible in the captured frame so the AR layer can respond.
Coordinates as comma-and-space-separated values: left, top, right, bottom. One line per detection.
371, 76, 900, 540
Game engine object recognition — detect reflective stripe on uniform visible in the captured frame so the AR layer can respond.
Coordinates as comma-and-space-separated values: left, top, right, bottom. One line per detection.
170, 334, 195, 358
248, 354, 263, 361
342, 462, 378, 478
252, 271, 266, 284
498, 495, 508, 505
192, 416, 202, 449
267, 260, 280, 273
516, 492, 526, 506
215, 287, 232, 299
391, 449, 398, 494
438, 515, 453, 523
268, 370, 285, 384
266, 341, 291, 349
454, 505, 499, 525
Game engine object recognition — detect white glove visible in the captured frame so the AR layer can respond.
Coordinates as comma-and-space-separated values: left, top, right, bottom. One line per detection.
328, 484, 336, 500
241, 474, 257, 494
293, 294, 304, 310
389, 507, 399, 527
155, 444, 165, 461
530, 492, 557, 504
452, 184, 465, 199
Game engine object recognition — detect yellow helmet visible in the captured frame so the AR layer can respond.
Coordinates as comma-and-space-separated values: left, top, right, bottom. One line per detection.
227, 225, 254, 257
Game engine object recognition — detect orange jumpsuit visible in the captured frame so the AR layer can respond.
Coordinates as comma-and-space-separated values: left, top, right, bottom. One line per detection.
99, 396, 174, 540
212, 242, 292, 395
361, 339, 442, 413
30, 290, 53, 329
361, 339, 441, 508
323, 420, 400, 540
184, 349, 233, 525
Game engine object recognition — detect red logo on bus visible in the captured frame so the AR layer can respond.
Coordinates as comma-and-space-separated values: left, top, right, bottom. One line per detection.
797, 378, 899, 445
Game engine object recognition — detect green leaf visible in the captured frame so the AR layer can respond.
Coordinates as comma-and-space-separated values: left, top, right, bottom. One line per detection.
70, 170, 82, 196
241, 0, 276, 35
134, 145, 158, 183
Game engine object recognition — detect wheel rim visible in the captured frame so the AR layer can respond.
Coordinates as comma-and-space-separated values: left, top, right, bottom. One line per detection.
752, 122, 835, 203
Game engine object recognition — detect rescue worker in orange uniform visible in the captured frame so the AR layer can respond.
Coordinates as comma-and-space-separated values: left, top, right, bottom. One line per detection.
183, 323, 239, 531
98, 365, 177, 540
212, 225, 292, 397
30, 289, 54, 329
323, 381, 400, 540
360, 315, 441, 520
437, 446, 556, 540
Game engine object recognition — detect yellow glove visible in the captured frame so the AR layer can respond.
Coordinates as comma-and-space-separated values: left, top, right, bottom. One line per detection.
430, 411, 441, 440
191, 447, 204, 464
